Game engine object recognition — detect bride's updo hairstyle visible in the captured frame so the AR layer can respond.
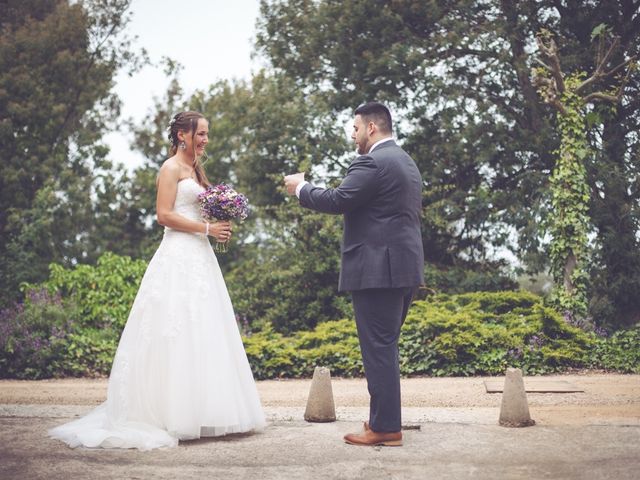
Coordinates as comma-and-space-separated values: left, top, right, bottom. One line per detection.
167, 111, 210, 187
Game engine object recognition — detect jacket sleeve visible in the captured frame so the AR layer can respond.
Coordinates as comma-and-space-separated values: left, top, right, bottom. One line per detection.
298, 155, 378, 214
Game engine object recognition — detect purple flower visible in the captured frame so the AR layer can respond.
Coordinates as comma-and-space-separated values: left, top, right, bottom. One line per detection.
197, 183, 250, 222
508, 347, 523, 359
528, 334, 545, 351
594, 326, 608, 338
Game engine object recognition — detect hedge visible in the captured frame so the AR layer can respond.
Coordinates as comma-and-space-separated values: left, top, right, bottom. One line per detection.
243, 291, 639, 379
2, 278, 639, 379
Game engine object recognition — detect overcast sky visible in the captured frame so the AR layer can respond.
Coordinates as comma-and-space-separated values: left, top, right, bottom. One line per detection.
106, 0, 261, 170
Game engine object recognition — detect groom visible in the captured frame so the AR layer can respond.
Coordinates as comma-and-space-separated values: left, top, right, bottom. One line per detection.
284, 102, 424, 446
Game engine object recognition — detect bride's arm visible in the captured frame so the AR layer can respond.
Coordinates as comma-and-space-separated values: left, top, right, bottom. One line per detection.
156, 162, 231, 240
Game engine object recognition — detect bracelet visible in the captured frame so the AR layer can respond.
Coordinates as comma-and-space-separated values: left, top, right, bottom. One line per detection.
205, 222, 209, 236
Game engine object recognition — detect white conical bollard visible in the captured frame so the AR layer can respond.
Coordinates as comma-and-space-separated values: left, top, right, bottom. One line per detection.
304, 366, 336, 422
499, 368, 536, 427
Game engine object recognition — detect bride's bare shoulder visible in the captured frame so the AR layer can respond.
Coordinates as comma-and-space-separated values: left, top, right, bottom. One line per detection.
155, 158, 182, 189
159, 157, 181, 177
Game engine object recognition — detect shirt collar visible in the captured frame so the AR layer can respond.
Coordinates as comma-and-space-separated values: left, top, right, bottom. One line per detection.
368, 136, 394, 153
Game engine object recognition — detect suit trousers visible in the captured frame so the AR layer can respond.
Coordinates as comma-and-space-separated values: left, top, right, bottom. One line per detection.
351, 286, 416, 433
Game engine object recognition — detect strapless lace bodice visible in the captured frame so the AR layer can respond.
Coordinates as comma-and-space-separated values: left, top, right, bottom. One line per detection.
168, 178, 205, 226
161, 177, 210, 249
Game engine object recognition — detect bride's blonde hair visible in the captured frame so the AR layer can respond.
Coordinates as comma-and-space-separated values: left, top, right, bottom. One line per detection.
167, 111, 210, 187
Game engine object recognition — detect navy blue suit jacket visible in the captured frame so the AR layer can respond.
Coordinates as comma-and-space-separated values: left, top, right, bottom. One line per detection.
299, 140, 424, 292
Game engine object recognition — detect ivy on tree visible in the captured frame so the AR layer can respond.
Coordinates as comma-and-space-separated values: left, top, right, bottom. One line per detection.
532, 26, 637, 318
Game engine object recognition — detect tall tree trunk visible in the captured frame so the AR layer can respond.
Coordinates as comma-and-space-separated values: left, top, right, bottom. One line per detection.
564, 251, 577, 294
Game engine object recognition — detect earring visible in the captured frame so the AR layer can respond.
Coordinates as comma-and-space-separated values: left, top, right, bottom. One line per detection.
179, 141, 186, 150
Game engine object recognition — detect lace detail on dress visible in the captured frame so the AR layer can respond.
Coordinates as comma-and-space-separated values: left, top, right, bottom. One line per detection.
107, 350, 130, 422
165, 178, 205, 228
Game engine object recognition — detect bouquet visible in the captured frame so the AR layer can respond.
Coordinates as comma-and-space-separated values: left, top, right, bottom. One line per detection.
197, 183, 249, 253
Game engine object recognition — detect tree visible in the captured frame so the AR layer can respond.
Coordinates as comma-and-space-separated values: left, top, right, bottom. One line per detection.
256, 0, 558, 271
533, 26, 637, 318
255, 0, 640, 328
0, 0, 144, 305
225, 203, 351, 333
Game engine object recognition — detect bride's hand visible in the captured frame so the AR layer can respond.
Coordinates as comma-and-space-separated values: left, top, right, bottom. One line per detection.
208, 221, 232, 242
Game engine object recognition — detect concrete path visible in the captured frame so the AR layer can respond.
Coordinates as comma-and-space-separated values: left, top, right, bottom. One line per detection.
1, 375, 639, 479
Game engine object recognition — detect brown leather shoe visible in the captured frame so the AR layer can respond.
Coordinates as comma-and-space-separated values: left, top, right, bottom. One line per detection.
344, 424, 402, 446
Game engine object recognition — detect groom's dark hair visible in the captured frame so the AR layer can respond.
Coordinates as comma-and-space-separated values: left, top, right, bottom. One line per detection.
354, 102, 393, 134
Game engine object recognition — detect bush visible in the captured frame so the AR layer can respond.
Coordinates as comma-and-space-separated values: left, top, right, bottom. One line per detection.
244, 291, 609, 379
588, 326, 640, 373
4, 266, 638, 379
0, 286, 119, 379
400, 291, 593, 376
0, 289, 76, 378
243, 319, 362, 379
31, 251, 148, 331
0, 252, 147, 378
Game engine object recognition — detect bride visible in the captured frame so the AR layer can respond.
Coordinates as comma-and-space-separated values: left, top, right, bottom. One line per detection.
49, 111, 266, 450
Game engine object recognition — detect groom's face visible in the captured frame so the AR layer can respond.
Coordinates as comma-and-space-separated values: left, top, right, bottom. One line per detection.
351, 114, 370, 155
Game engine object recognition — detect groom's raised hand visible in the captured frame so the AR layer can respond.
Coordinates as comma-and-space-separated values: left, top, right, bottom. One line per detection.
283, 172, 305, 195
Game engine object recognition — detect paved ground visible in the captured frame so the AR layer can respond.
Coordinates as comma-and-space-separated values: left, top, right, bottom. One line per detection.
1, 374, 639, 479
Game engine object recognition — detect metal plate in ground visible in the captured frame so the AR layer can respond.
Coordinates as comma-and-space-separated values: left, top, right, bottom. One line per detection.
484, 380, 584, 393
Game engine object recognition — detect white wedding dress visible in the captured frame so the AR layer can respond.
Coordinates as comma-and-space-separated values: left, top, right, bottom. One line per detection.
49, 178, 266, 450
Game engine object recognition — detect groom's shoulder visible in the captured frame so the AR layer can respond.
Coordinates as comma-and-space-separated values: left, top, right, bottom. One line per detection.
351, 153, 377, 165
370, 141, 409, 160
373, 140, 402, 153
